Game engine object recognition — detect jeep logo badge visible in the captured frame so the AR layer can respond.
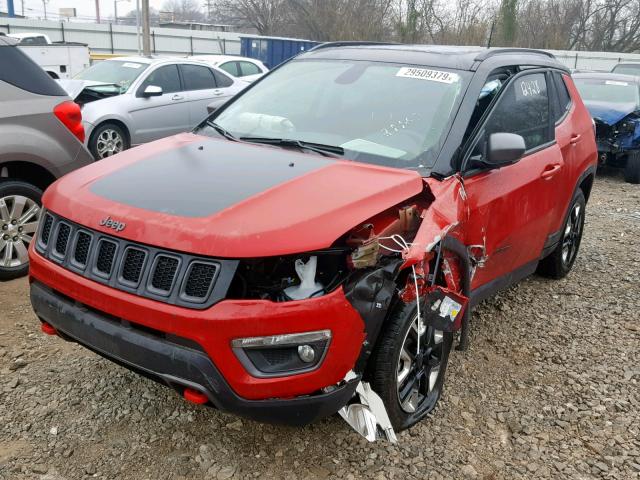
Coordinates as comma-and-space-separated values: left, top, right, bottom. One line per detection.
99, 216, 126, 232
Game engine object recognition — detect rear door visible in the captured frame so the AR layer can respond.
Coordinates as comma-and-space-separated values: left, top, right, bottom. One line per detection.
462, 71, 566, 289
180, 64, 237, 125
547, 71, 582, 239
128, 63, 190, 144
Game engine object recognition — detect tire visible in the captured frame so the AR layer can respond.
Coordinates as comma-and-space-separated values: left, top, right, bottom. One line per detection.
89, 123, 129, 160
624, 151, 640, 184
369, 300, 453, 431
537, 189, 586, 279
0, 180, 43, 281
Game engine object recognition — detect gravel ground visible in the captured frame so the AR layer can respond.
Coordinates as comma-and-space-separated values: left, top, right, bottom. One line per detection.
1, 171, 639, 480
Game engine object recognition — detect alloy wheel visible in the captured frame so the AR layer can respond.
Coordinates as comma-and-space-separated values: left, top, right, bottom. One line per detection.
561, 203, 583, 267
0, 195, 40, 268
396, 314, 445, 413
96, 129, 124, 158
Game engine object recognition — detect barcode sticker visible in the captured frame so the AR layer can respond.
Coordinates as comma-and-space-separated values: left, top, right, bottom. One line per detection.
396, 67, 459, 84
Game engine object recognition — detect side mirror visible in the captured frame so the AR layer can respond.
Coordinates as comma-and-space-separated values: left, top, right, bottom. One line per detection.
206, 102, 219, 114
142, 85, 163, 97
486, 132, 526, 166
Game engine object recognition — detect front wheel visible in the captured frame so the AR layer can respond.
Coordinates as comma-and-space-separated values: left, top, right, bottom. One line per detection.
369, 300, 453, 431
537, 189, 586, 279
0, 180, 43, 280
89, 123, 129, 160
624, 151, 640, 184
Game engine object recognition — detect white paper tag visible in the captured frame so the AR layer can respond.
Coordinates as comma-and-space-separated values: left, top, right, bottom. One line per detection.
438, 296, 462, 321
396, 67, 459, 84
122, 62, 142, 69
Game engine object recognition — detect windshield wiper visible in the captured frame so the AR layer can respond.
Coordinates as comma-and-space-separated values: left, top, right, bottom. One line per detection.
206, 121, 238, 141
239, 137, 344, 157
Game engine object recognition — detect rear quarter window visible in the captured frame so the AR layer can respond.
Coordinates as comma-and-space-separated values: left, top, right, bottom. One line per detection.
553, 72, 572, 122
0, 45, 67, 96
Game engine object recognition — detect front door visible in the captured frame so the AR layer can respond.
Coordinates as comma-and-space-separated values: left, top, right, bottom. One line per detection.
461, 71, 565, 290
129, 64, 190, 144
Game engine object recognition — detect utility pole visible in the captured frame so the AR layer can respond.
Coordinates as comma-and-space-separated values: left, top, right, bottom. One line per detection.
95, 0, 101, 23
135, 0, 141, 55
42, 0, 49, 20
142, 0, 151, 56
203, 0, 214, 20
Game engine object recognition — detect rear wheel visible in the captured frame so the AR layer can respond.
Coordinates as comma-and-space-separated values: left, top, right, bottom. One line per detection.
370, 300, 453, 431
89, 123, 129, 160
0, 180, 42, 280
537, 189, 586, 279
624, 151, 640, 184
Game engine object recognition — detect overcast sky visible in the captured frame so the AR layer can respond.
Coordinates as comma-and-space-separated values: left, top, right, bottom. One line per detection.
2, 0, 166, 21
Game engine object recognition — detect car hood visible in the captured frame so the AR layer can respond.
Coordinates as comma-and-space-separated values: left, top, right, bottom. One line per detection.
43, 133, 425, 258
583, 100, 638, 126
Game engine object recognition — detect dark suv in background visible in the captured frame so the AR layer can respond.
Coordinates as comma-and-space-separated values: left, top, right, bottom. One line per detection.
0, 36, 93, 280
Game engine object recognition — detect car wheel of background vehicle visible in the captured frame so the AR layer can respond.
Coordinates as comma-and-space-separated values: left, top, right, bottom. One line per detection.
90, 123, 129, 160
369, 300, 453, 432
537, 189, 586, 279
0, 180, 43, 280
624, 151, 640, 184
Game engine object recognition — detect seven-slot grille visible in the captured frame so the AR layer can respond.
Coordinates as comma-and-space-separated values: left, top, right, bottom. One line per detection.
35, 211, 227, 309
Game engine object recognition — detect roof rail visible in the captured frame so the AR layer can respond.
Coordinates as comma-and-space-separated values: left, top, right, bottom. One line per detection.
474, 48, 556, 61
309, 41, 397, 52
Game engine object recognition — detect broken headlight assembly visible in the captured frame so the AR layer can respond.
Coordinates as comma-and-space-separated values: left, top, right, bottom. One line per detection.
227, 250, 349, 302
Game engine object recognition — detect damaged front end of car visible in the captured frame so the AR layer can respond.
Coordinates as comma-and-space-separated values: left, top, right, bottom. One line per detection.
224, 177, 473, 442
592, 108, 640, 164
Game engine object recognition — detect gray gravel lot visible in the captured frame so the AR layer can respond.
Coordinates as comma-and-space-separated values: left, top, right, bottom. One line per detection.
1, 171, 639, 480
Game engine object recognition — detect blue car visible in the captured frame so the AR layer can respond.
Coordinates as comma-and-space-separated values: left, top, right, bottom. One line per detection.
573, 72, 640, 183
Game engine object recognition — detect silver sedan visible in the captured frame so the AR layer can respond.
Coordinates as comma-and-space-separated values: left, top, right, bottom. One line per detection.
60, 56, 247, 159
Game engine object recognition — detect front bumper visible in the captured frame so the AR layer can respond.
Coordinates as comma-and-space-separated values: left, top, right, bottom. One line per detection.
29, 247, 366, 401
30, 281, 360, 425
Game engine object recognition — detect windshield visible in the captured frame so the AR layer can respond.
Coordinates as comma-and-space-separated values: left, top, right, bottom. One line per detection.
75, 60, 149, 93
574, 78, 640, 105
612, 64, 640, 75
197, 59, 470, 169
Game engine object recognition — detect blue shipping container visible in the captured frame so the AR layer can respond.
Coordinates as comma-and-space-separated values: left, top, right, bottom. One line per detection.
240, 36, 320, 69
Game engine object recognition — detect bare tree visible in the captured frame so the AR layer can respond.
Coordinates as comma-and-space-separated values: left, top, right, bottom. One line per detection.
161, 0, 207, 23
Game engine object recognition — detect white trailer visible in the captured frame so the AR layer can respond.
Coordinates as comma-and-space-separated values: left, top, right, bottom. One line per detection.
8, 33, 90, 79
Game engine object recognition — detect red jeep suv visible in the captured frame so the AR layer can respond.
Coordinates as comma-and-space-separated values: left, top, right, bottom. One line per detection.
29, 45, 597, 441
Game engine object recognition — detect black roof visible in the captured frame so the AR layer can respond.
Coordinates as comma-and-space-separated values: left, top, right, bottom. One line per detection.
304, 43, 565, 72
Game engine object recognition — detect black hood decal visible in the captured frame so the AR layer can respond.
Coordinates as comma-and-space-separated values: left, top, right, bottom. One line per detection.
90, 139, 333, 218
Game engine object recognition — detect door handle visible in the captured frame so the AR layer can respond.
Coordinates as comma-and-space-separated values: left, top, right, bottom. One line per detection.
213, 90, 224, 96
171, 94, 184, 101
541, 163, 562, 179
570, 133, 582, 145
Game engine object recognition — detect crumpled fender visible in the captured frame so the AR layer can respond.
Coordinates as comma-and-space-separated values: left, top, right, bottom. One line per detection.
402, 175, 467, 267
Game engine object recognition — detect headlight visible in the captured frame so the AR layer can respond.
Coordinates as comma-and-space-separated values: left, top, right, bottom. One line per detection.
227, 251, 348, 302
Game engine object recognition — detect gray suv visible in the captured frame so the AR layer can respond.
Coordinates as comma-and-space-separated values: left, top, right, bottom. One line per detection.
0, 36, 93, 280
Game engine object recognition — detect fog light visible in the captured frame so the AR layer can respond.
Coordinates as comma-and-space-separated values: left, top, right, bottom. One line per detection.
298, 344, 315, 363
231, 330, 331, 377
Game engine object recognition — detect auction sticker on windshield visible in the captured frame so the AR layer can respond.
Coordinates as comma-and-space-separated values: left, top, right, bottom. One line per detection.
396, 67, 459, 84
122, 62, 143, 69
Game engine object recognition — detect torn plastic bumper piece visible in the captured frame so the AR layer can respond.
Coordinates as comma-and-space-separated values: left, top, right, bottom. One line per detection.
338, 377, 397, 443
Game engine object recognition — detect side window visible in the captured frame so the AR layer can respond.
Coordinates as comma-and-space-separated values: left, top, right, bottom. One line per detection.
212, 70, 233, 88
219, 61, 239, 77
139, 64, 181, 95
483, 73, 551, 151
553, 72, 572, 122
181, 64, 216, 90
239, 61, 261, 76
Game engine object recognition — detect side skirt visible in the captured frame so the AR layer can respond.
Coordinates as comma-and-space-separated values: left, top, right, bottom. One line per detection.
469, 260, 539, 308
